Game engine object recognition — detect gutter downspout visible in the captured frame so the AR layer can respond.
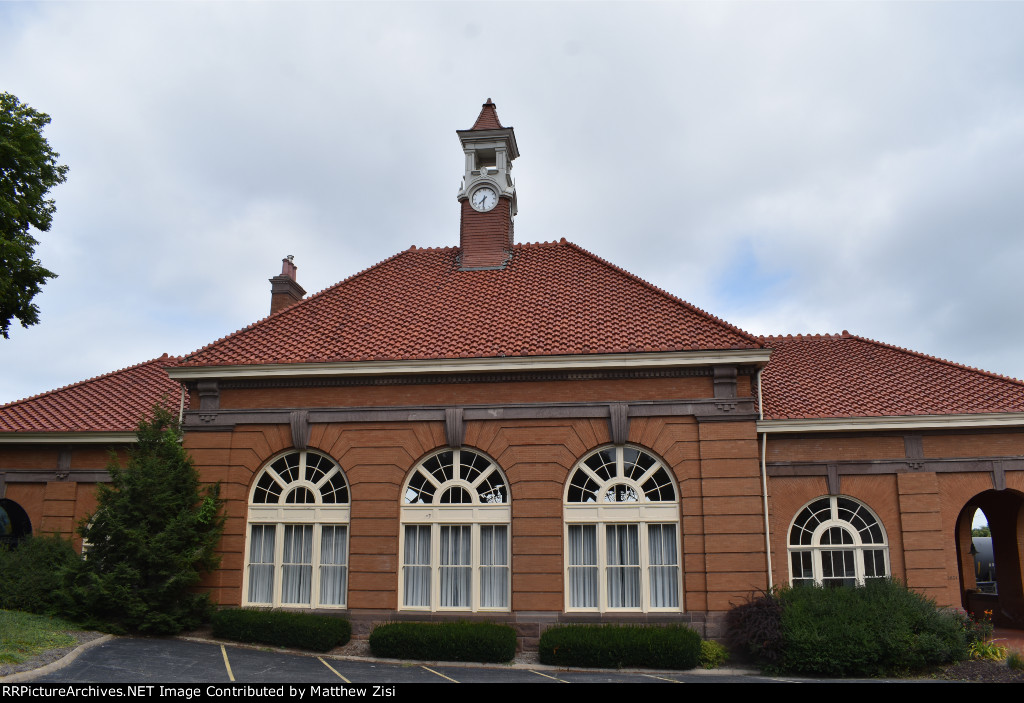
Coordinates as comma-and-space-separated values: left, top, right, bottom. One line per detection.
179, 383, 186, 425
757, 368, 773, 590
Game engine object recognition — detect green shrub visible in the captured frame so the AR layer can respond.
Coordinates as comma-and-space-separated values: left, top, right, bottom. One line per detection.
369, 621, 516, 663
1007, 651, 1024, 672
776, 579, 967, 677
726, 589, 784, 665
212, 609, 351, 652
65, 407, 225, 635
699, 639, 730, 669
538, 624, 701, 669
0, 535, 81, 616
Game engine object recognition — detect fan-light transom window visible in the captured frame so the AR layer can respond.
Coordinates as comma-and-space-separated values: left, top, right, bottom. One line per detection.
564, 445, 682, 612
244, 450, 350, 608
788, 496, 889, 587
400, 448, 511, 612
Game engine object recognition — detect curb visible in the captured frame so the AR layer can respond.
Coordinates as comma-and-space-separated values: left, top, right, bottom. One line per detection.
2, 634, 115, 683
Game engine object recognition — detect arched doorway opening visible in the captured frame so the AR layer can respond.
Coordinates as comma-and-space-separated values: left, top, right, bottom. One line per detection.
0, 498, 33, 548
956, 490, 1024, 627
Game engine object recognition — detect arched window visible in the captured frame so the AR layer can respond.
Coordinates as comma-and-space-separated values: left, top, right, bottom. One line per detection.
400, 448, 510, 611
564, 445, 681, 612
243, 450, 350, 608
788, 496, 889, 587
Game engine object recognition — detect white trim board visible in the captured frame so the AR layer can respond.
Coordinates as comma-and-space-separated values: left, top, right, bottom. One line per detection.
169, 349, 772, 381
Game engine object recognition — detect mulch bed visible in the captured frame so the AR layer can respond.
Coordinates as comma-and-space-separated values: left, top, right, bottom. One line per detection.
933, 659, 1024, 683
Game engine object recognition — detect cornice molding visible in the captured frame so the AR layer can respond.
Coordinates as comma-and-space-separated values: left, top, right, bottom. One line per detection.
758, 413, 1024, 434
169, 350, 772, 382
767, 456, 1024, 477
183, 398, 759, 430
1, 470, 112, 483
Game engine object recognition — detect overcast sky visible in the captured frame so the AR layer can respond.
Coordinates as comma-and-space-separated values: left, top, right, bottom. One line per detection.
2, 1, 1023, 405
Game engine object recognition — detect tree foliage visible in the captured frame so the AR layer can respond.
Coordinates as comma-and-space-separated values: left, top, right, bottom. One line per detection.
70, 406, 224, 634
0, 92, 68, 338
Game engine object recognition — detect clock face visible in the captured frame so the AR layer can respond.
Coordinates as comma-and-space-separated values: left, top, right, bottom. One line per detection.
471, 186, 498, 212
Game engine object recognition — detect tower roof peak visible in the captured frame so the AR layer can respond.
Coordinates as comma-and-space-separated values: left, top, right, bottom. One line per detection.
470, 98, 504, 130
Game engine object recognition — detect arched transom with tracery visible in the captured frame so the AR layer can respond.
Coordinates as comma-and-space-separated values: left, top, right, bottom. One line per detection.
400, 448, 511, 612
244, 450, 350, 608
564, 445, 682, 612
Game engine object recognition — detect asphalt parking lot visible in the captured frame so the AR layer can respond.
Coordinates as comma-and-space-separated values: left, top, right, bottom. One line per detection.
23, 637, 787, 684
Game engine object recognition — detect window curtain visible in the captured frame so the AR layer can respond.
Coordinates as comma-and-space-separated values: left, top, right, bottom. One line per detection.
820, 549, 857, 587
606, 524, 640, 608
647, 524, 679, 608
479, 525, 508, 608
439, 525, 471, 607
248, 524, 275, 604
403, 525, 431, 607
319, 525, 348, 606
281, 524, 313, 604
568, 524, 598, 608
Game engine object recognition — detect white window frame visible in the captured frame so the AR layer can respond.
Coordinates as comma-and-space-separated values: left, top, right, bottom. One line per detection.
787, 495, 890, 587
563, 445, 683, 613
399, 448, 511, 612
243, 449, 351, 609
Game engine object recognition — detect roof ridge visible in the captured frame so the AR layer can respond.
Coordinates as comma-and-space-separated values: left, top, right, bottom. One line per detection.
759, 332, 847, 341
562, 241, 763, 348
182, 248, 430, 363
0, 354, 182, 409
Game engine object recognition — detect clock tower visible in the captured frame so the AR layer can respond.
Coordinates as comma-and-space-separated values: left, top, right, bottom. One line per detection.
456, 99, 520, 269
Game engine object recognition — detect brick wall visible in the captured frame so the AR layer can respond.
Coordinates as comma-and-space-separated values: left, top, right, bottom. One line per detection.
187, 410, 766, 617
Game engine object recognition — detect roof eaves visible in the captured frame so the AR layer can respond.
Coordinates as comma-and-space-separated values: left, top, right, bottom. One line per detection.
169, 348, 774, 381
0, 431, 139, 444
758, 412, 1024, 433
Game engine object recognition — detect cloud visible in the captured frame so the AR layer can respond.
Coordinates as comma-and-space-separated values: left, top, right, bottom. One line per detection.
2, 1, 1024, 404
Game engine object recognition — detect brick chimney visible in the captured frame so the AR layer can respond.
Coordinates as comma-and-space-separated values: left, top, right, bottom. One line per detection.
455, 99, 519, 269
269, 255, 306, 314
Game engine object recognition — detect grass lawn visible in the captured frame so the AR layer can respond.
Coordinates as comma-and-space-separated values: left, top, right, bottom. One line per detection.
0, 610, 78, 665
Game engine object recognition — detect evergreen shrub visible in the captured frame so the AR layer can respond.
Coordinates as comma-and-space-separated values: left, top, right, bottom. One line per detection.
64, 406, 225, 634
538, 624, 701, 669
0, 535, 80, 615
773, 579, 967, 677
211, 609, 351, 652
369, 621, 516, 663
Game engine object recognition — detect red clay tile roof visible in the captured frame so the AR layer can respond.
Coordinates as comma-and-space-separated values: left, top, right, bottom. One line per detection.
182, 240, 762, 367
470, 98, 504, 130
759, 332, 1024, 420
0, 355, 186, 434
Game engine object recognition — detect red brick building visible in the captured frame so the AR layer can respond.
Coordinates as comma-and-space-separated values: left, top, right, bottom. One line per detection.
2, 101, 1023, 644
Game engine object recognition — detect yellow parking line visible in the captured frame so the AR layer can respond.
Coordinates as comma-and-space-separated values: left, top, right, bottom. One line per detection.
318, 657, 351, 683
421, 665, 459, 682
220, 645, 235, 682
529, 669, 568, 682
641, 673, 682, 683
